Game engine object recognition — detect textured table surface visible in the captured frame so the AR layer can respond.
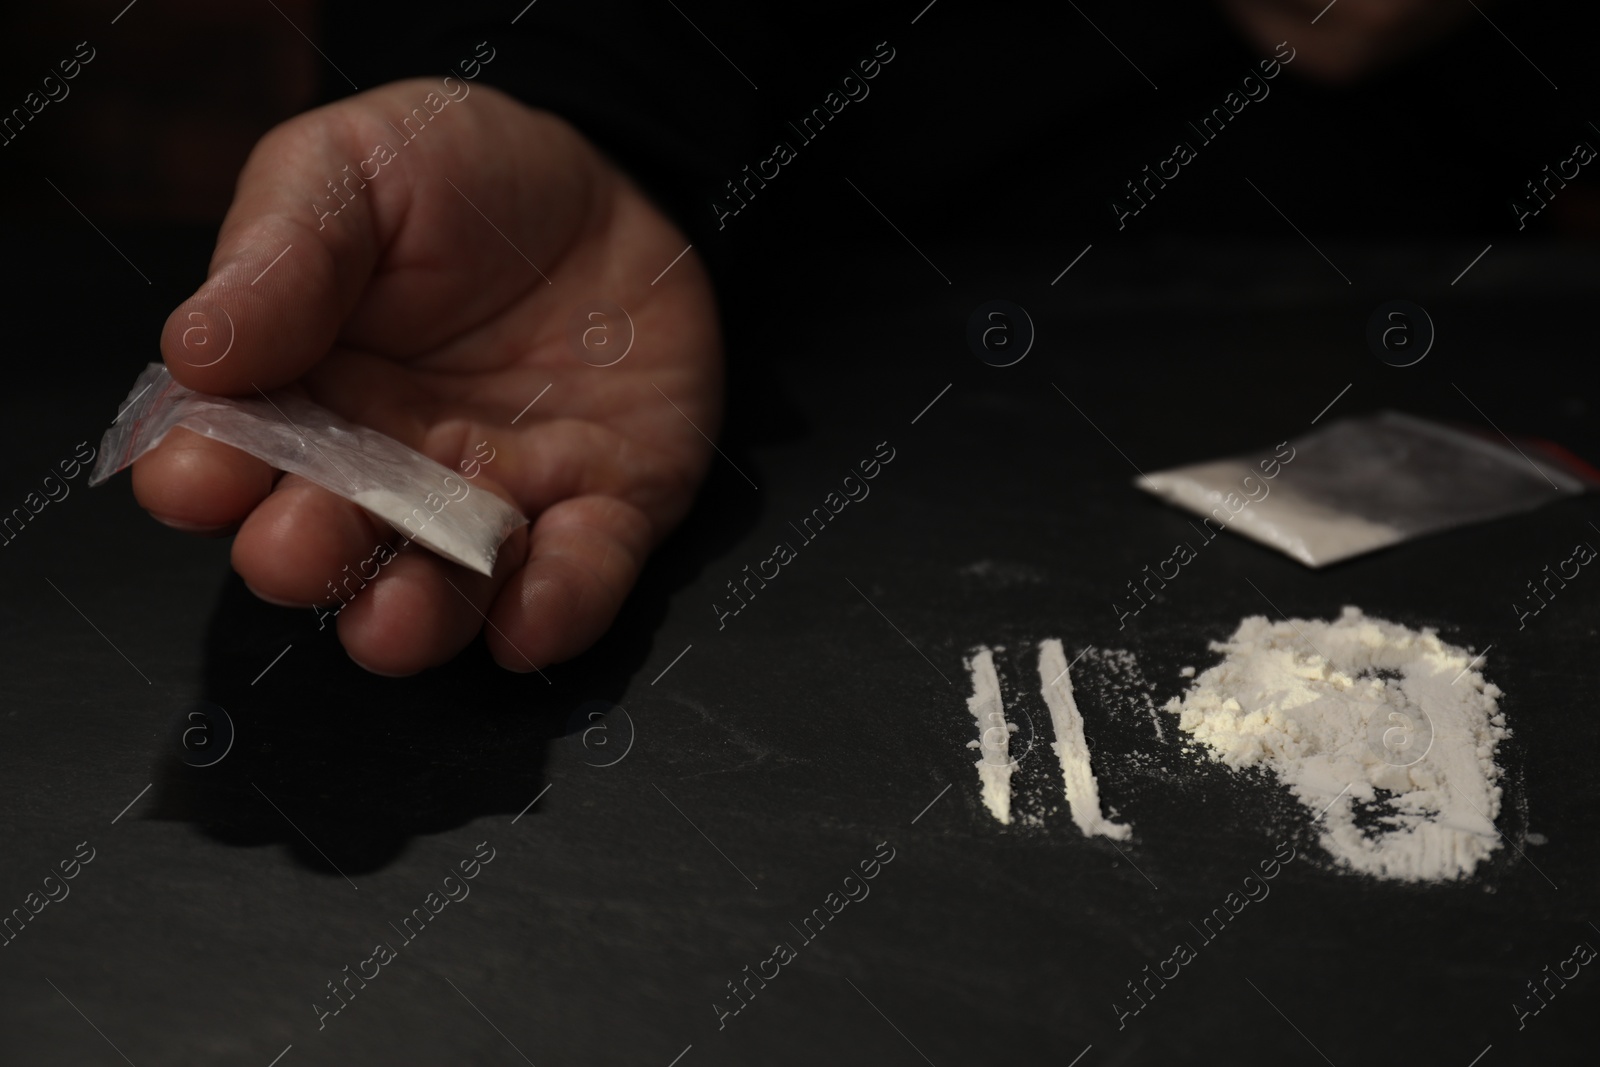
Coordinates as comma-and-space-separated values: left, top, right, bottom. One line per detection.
2, 228, 1597, 1065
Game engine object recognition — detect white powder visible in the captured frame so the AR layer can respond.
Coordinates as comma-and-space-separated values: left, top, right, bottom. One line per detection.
1081, 647, 1165, 741
353, 489, 495, 576
1166, 606, 1508, 882
964, 647, 1015, 824
1038, 640, 1132, 840
1139, 461, 1405, 567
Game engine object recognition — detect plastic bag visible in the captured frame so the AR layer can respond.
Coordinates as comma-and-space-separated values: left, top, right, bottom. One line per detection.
1136, 411, 1593, 567
90, 363, 527, 576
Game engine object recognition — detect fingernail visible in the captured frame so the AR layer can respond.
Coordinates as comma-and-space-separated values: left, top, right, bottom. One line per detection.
153, 514, 234, 536
346, 648, 412, 678
243, 581, 308, 609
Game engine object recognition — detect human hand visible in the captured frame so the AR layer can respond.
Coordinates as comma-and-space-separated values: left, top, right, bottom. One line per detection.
1221, 0, 1471, 81
132, 78, 722, 676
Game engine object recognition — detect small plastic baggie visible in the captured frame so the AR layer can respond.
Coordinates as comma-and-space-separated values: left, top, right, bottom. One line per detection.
1136, 411, 1595, 567
91, 363, 526, 576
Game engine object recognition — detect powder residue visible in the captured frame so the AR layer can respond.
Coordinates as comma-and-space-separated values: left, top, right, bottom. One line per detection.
964, 647, 1015, 824
1081, 647, 1165, 741
1166, 606, 1508, 882
1037, 639, 1132, 840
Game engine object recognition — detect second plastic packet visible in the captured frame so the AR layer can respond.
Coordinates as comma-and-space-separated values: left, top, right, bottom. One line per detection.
1136, 411, 1593, 567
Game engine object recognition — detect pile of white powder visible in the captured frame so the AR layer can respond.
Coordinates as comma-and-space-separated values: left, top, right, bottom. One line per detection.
1165, 606, 1508, 882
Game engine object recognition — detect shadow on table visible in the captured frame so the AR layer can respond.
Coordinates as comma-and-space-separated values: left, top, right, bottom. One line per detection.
139, 441, 782, 876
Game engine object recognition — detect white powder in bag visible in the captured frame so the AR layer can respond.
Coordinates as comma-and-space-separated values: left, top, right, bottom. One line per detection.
1137, 460, 1404, 567
353, 488, 497, 576
1166, 606, 1508, 882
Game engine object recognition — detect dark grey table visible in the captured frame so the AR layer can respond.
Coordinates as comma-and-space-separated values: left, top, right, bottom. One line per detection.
2, 228, 1596, 1065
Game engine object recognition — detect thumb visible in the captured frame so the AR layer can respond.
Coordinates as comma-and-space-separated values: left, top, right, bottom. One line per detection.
161, 101, 384, 395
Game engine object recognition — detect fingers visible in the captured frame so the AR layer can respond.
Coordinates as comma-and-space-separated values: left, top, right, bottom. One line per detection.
226, 449, 660, 676
227, 469, 531, 676
160, 101, 384, 396
216, 464, 649, 676
159, 84, 609, 399
483, 495, 654, 671
130, 427, 276, 533
335, 525, 529, 677
250, 489, 647, 677
229, 474, 394, 607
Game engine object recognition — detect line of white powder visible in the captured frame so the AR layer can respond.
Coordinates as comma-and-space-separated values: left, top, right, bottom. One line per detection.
1038, 639, 1131, 840
964, 647, 1014, 824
